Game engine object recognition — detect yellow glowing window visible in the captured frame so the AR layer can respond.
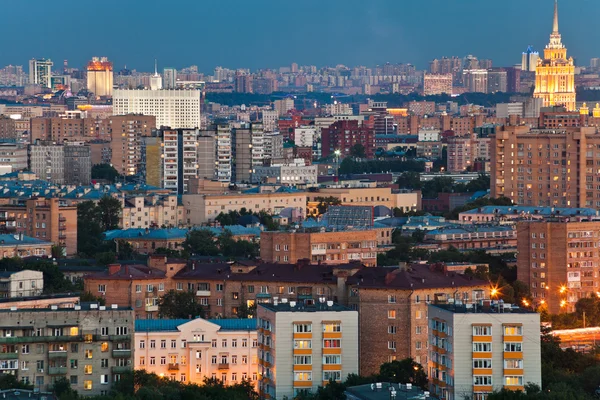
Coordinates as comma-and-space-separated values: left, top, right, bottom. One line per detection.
84, 365, 92, 374
504, 326, 523, 336
84, 380, 92, 390
69, 327, 79, 336
101, 342, 109, 352
85, 350, 92, 359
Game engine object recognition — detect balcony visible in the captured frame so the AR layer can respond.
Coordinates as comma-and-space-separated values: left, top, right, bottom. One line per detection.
59, 225, 66, 231
168, 363, 179, 371
111, 365, 131, 374
59, 217, 66, 222
48, 351, 68, 359
145, 304, 159, 312
196, 290, 211, 297
218, 363, 229, 370
0, 353, 17, 360
48, 366, 67, 375
108, 335, 131, 342
0, 335, 84, 344
58, 233, 67, 240
112, 349, 132, 358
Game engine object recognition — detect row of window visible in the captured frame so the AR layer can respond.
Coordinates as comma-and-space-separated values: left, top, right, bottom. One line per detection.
473, 376, 523, 386
473, 342, 523, 352
292, 355, 342, 365
140, 354, 256, 366
472, 326, 523, 336
139, 338, 257, 349
293, 323, 342, 333
293, 371, 342, 382
293, 339, 341, 349
13, 358, 128, 371
388, 310, 424, 319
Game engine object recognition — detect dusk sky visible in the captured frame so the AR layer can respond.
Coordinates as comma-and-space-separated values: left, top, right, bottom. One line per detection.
2, 0, 596, 72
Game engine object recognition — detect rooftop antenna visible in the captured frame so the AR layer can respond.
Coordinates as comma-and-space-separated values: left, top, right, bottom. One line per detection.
154, 59, 158, 76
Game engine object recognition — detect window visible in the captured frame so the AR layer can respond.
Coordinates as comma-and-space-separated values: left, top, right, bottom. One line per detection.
160, 357, 166, 365
504, 326, 523, 336
171, 340, 176, 349
323, 339, 341, 348
147, 284, 154, 293
415, 326, 422, 335
504, 342, 523, 352
473, 376, 492, 386
473, 359, 492, 369
211, 339, 217, 348
473, 326, 492, 336
221, 339, 227, 348
231, 355, 237, 364
388, 341, 396, 350
294, 340, 312, 349
323, 371, 341, 382
388, 326, 397, 334
242, 339, 248, 348
252, 339, 258, 347
70, 359, 78, 369
150, 357, 155, 365
160, 340, 166, 349
473, 343, 492, 352
504, 359, 523, 369
84, 365, 92, 375
84, 381, 92, 390
415, 310, 422, 319
136, 285, 142, 293
85, 349, 93, 359
242, 356, 248, 365
101, 375, 109, 385
98, 285, 106, 293
388, 310, 396, 319
216, 284, 224, 292
294, 372, 312, 381
21, 345, 29, 354
176, 283, 183, 291
139, 357, 145, 366
211, 356, 217, 365
231, 339, 237, 348
139, 340, 145, 349
101, 327, 109, 336
505, 376, 523, 386
247, 285, 254, 293
294, 324, 312, 333
150, 340, 156, 349
388, 295, 396, 303
323, 323, 341, 333
294, 356, 312, 365
323, 355, 341, 364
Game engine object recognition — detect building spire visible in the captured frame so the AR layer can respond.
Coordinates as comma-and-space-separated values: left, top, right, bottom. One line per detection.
154, 59, 158, 76
553, 0, 559, 33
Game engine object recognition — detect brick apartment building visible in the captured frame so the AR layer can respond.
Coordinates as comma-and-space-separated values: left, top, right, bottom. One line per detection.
346, 264, 489, 375
517, 219, 600, 314
321, 120, 375, 159
0, 198, 77, 255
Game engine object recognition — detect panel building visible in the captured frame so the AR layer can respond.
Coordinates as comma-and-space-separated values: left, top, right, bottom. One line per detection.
423, 73, 453, 96
29, 143, 91, 185
257, 302, 358, 400
29, 59, 53, 88
428, 304, 541, 400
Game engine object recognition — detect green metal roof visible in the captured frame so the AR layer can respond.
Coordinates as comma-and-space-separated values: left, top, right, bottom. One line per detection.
135, 318, 257, 332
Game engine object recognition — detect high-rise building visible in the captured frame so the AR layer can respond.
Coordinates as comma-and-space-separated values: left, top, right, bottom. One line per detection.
522, 46, 540, 72
517, 219, 600, 314
261, 110, 279, 132
28, 58, 53, 88
108, 115, 156, 177
428, 303, 541, 400
29, 142, 91, 185
113, 89, 200, 129
257, 302, 359, 400
463, 69, 488, 93
197, 134, 216, 180
163, 67, 177, 89
274, 98, 294, 116
161, 128, 201, 194
533, 1, 576, 111
487, 69, 507, 93
321, 120, 375, 159
232, 122, 264, 183
490, 125, 600, 207
216, 124, 232, 183
423, 73, 453, 95
86, 57, 113, 97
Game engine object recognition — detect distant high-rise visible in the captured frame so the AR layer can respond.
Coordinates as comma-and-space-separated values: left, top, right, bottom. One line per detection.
29, 142, 91, 185
28, 58, 53, 88
533, 0, 576, 111
522, 45, 539, 72
150, 60, 163, 90
163, 67, 177, 89
423, 73, 453, 95
487, 69, 508, 93
463, 69, 488, 93
86, 57, 113, 97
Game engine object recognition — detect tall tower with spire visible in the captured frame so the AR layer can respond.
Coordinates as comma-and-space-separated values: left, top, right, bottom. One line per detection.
533, 0, 576, 111
149, 59, 163, 90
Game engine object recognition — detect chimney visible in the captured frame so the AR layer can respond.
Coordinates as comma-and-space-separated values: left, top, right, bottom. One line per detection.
108, 264, 121, 275
385, 272, 395, 286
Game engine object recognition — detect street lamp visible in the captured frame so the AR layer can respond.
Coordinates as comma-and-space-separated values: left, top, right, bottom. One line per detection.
334, 149, 341, 179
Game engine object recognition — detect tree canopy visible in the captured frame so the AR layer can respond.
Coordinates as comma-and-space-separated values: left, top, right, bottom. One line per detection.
91, 164, 121, 183
158, 290, 205, 320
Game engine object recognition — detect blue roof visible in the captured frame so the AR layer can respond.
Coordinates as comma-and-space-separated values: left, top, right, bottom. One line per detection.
469, 190, 489, 201
104, 226, 261, 241
427, 224, 514, 235
135, 318, 256, 332
460, 206, 599, 217
0, 234, 51, 245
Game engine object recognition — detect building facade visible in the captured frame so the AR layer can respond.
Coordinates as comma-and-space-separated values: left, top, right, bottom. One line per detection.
257, 302, 359, 400
533, 1, 576, 111
423, 74, 453, 96
29, 143, 91, 186
86, 57, 113, 97
0, 305, 134, 396
428, 304, 541, 400
321, 120, 375, 159
134, 318, 258, 387
0, 270, 43, 298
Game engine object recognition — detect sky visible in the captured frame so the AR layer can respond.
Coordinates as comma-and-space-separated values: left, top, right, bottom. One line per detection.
1, 0, 597, 73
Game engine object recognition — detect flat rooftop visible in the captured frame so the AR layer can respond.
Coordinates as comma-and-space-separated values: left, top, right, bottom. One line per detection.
259, 301, 352, 313
345, 383, 429, 400
431, 302, 538, 314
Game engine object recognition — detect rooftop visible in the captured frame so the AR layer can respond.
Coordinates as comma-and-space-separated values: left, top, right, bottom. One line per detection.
0, 303, 132, 313
460, 206, 599, 217
259, 301, 352, 313
431, 302, 537, 314
0, 234, 52, 246
135, 318, 257, 332
345, 383, 429, 400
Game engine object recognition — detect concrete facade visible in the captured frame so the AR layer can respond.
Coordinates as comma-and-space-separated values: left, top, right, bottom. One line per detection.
0, 270, 43, 298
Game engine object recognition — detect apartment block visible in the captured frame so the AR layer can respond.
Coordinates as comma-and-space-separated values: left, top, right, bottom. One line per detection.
181, 189, 307, 225
257, 302, 358, 399
516, 219, 600, 314
0, 304, 134, 396
346, 265, 489, 376
120, 194, 183, 229
232, 123, 264, 183
0, 143, 27, 171
84, 259, 186, 319
423, 74, 453, 96
260, 229, 382, 267
161, 129, 200, 194
0, 198, 77, 255
108, 115, 156, 177
0, 270, 43, 298
428, 303, 541, 400
0, 235, 53, 259
491, 125, 600, 207
0, 116, 16, 140
321, 120, 375, 159
29, 143, 91, 186
134, 318, 258, 386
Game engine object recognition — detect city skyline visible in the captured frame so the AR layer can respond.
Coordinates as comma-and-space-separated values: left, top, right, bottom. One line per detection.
1, 0, 596, 73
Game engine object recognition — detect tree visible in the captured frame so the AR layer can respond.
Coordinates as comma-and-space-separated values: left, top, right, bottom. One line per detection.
80, 291, 106, 305
77, 200, 104, 256
350, 143, 366, 158
159, 290, 205, 319
314, 196, 342, 215
51, 377, 78, 400
236, 301, 257, 319
378, 359, 428, 389
183, 230, 219, 256
97, 195, 122, 232
396, 171, 422, 190
91, 164, 121, 183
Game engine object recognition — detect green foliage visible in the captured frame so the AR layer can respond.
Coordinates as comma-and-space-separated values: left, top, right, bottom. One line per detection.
0, 373, 33, 390
0, 258, 77, 294
350, 143, 366, 158
312, 196, 342, 215
91, 164, 121, 183
378, 359, 428, 389
445, 196, 513, 220
77, 197, 122, 257
80, 291, 106, 305
183, 229, 258, 259
339, 158, 425, 175
236, 301, 257, 319
396, 171, 422, 190
158, 290, 205, 319
183, 230, 219, 256
215, 209, 280, 231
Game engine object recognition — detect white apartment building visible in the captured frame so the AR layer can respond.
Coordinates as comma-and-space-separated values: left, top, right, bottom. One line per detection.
294, 127, 315, 147
257, 302, 359, 400
262, 110, 279, 132
113, 89, 201, 129
274, 99, 294, 116
161, 129, 200, 194
264, 132, 284, 161
0, 270, 43, 298
120, 194, 183, 229
418, 128, 441, 142
0, 143, 27, 170
216, 124, 232, 183
252, 159, 318, 184
428, 303, 541, 400
134, 318, 258, 387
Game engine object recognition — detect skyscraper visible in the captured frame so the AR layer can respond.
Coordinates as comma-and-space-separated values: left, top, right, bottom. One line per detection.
150, 60, 163, 90
533, 0, 576, 111
28, 58, 53, 88
521, 45, 539, 72
163, 67, 177, 89
86, 56, 113, 97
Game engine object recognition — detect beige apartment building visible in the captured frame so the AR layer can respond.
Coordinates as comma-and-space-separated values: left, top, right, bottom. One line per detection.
491, 125, 600, 207
120, 194, 183, 229
257, 302, 358, 400
517, 219, 600, 314
0, 304, 134, 396
428, 304, 541, 400
181, 191, 307, 225
307, 187, 420, 213
134, 318, 258, 386
0, 270, 43, 298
